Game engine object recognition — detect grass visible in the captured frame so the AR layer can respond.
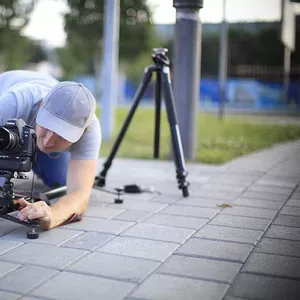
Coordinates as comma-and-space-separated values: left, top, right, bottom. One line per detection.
98, 107, 300, 164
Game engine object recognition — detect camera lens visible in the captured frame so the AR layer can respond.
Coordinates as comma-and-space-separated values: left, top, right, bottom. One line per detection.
0, 128, 20, 152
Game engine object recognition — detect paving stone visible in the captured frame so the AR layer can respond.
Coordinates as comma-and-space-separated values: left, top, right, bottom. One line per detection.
0, 290, 20, 300
107, 199, 168, 212
233, 198, 283, 210
149, 194, 182, 204
270, 161, 300, 177
62, 216, 135, 234
273, 214, 300, 227
121, 223, 195, 244
30, 271, 135, 300
265, 225, 300, 241
160, 205, 219, 218
157, 255, 242, 283
210, 174, 255, 186
243, 252, 300, 279
89, 189, 115, 204
240, 191, 287, 202
176, 238, 253, 263
0, 261, 20, 278
175, 197, 234, 208
255, 178, 298, 189
194, 225, 263, 245
67, 252, 160, 283
208, 179, 252, 188
228, 273, 300, 300
224, 297, 247, 300
190, 190, 239, 201
280, 206, 300, 216
0, 244, 88, 270
220, 206, 277, 219
83, 205, 126, 218
0, 220, 22, 237
113, 210, 153, 222
286, 199, 300, 207
209, 214, 271, 231
143, 213, 208, 229
291, 194, 300, 201
0, 240, 23, 255
255, 238, 300, 257
130, 273, 229, 300
60, 232, 114, 251
214, 172, 257, 182
247, 185, 293, 196
0, 265, 58, 294
98, 236, 179, 261
122, 192, 157, 202
197, 183, 246, 194
3, 227, 82, 246
19, 297, 44, 300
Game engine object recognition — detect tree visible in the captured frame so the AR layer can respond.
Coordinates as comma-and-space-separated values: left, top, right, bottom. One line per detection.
0, 0, 36, 70
61, 0, 161, 78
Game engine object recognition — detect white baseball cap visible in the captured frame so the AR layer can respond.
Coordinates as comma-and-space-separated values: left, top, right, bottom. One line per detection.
36, 81, 96, 143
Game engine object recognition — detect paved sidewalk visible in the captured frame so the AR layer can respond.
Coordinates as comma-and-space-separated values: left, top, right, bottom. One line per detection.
1, 139, 300, 300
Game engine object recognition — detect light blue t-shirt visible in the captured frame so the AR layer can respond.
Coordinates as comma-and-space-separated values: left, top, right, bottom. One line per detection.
0, 70, 101, 160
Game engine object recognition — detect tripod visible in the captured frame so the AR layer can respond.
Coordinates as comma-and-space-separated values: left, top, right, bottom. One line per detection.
95, 48, 190, 197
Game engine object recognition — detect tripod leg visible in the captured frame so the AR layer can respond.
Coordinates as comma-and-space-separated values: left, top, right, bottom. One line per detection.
154, 70, 162, 158
161, 66, 190, 197
95, 67, 155, 187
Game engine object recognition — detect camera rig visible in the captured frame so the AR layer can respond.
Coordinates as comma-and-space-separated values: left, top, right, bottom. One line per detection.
0, 118, 46, 239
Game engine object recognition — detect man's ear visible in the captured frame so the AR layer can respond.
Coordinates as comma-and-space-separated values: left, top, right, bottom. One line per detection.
39, 99, 43, 107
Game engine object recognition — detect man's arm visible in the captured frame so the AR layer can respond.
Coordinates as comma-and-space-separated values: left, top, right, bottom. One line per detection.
47, 159, 97, 229
18, 159, 97, 230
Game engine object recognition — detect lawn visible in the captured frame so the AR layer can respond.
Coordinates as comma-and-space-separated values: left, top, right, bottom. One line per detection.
98, 107, 300, 164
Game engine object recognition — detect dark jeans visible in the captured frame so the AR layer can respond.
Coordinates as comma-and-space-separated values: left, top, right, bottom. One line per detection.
32, 149, 70, 188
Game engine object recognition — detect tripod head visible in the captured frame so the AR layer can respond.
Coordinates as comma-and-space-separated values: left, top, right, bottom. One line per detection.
152, 48, 170, 67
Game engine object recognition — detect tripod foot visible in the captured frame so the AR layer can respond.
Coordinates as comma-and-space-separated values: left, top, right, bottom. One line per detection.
94, 176, 106, 187
182, 186, 189, 197
27, 228, 39, 239
176, 170, 190, 197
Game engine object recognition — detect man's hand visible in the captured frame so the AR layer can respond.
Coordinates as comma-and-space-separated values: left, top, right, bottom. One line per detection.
18, 198, 53, 230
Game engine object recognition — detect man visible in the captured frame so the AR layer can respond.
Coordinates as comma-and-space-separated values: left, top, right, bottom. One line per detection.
0, 70, 101, 230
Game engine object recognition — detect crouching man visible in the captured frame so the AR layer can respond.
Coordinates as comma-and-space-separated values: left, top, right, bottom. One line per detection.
0, 70, 101, 229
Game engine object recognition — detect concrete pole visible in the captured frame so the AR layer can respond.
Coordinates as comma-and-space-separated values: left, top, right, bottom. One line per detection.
173, 0, 203, 160
283, 46, 291, 104
218, 0, 228, 119
101, 0, 120, 140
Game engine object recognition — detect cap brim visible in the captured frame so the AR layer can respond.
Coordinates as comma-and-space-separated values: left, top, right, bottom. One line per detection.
36, 107, 83, 143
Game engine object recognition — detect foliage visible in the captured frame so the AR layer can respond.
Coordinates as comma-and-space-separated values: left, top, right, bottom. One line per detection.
0, 0, 36, 70
61, 0, 161, 78
228, 25, 283, 67
161, 22, 300, 77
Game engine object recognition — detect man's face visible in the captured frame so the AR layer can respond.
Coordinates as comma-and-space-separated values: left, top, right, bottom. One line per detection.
35, 124, 72, 154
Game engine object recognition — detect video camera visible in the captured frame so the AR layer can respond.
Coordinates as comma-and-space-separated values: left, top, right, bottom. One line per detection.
0, 118, 36, 173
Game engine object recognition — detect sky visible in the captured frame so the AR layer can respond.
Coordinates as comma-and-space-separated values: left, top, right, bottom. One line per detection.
23, 0, 300, 47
